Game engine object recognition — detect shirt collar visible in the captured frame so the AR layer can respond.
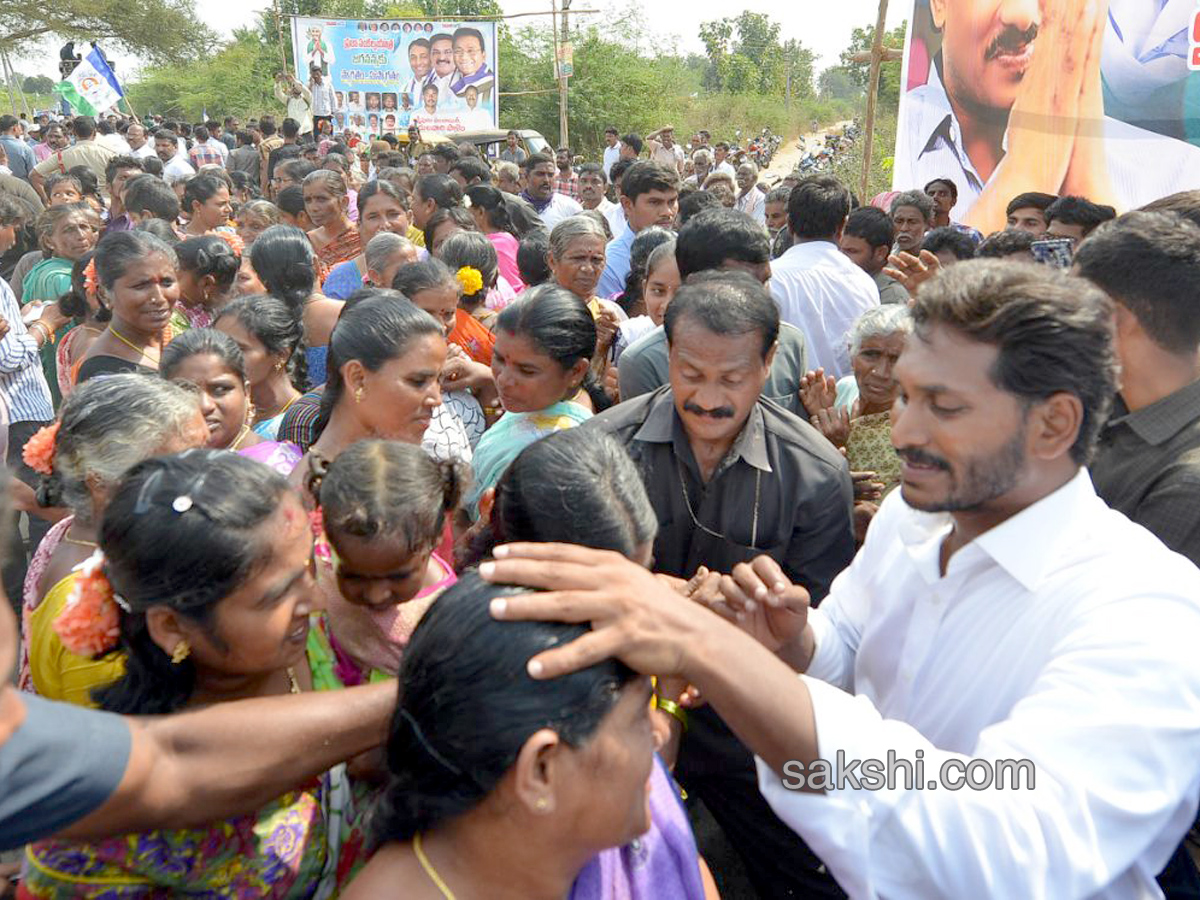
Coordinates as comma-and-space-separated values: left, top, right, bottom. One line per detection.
915, 62, 994, 188
520, 190, 551, 213
898, 468, 1098, 592
1110, 379, 1200, 446
632, 388, 773, 473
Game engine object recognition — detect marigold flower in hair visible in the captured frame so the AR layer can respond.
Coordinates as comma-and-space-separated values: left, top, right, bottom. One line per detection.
456, 265, 484, 296
53, 551, 124, 657
22, 421, 60, 476
83, 258, 99, 299
209, 230, 245, 258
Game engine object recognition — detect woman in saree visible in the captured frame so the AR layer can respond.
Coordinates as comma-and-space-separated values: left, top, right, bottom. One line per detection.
20, 451, 363, 897
19, 375, 208, 705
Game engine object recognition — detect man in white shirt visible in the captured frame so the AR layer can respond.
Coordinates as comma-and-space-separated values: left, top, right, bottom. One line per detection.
734, 161, 765, 225
712, 141, 736, 178
273, 74, 313, 137
601, 126, 621, 180
518, 152, 582, 231
124, 124, 155, 160
769, 175, 878, 377
577, 162, 617, 221
308, 65, 337, 131
153, 129, 195, 184
484, 259, 1200, 900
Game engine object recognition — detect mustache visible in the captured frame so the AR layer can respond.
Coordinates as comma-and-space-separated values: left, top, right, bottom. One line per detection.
683, 402, 735, 419
986, 23, 1038, 60
896, 448, 951, 470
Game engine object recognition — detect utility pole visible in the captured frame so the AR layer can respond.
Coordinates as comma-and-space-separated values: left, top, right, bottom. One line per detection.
785, 56, 792, 111
551, 0, 569, 148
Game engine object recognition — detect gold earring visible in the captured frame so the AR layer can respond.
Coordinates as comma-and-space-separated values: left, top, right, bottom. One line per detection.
535, 798, 548, 811
170, 641, 190, 664
355, 386, 364, 403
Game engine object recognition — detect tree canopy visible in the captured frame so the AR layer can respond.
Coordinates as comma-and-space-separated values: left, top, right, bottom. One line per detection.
0, 0, 215, 65
698, 12, 815, 98
839, 20, 908, 108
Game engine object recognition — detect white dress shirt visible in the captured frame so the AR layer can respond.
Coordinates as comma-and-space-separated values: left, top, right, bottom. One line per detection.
129, 143, 156, 160
736, 186, 765, 225
161, 154, 195, 183
310, 80, 337, 118
756, 470, 1200, 899
767, 240, 878, 378
602, 143, 621, 179
894, 65, 1200, 222
534, 192, 583, 231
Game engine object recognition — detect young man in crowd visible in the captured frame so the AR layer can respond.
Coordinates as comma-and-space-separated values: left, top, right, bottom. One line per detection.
553, 147, 579, 199
601, 125, 621, 179
519, 152, 582, 231
597, 161, 679, 298
839, 206, 909, 305
1044, 195, 1117, 244
770, 175, 879, 377
1005, 191, 1057, 235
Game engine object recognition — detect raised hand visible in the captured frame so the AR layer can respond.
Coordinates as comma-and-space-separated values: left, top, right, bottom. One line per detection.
799, 368, 837, 418
812, 405, 851, 449
1061, 0, 1117, 205
884, 250, 941, 296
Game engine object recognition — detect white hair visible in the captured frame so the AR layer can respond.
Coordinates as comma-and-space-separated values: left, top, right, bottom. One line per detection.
365, 231, 416, 273
692, 148, 713, 166
846, 304, 913, 357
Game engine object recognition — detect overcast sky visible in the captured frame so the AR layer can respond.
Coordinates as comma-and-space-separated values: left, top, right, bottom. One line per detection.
14, 0, 909, 82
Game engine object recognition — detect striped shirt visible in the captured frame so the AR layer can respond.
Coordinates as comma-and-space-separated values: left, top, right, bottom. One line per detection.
0, 277, 53, 424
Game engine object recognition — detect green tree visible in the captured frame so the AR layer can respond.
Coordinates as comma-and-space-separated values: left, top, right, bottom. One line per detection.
22, 74, 55, 94
0, 0, 215, 65
818, 66, 861, 101
839, 20, 908, 108
698, 12, 812, 97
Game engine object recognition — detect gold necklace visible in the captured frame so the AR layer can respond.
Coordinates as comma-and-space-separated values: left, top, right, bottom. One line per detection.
62, 528, 98, 548
675, 456, 760, 550
414, 833, 456, 899
229, 424, 251, 451
286, 667, 301, 694
109, 326, 160, 363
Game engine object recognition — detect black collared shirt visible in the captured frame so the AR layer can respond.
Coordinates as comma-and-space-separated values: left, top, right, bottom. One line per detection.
586, 386, 855, 600
1091, 380, 1200, 567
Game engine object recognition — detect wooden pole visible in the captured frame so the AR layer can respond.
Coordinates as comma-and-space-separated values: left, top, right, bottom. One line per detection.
551, 0, 567, 148
860, 0, 889, 203
2, 50, 32, 120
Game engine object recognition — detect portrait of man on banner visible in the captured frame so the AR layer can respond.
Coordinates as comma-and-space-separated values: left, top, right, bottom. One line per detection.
893, 0, 1200, 233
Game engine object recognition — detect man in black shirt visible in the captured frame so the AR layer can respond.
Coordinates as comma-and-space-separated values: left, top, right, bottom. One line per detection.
1074, 209, 1200, 897
587, 270, 854, 898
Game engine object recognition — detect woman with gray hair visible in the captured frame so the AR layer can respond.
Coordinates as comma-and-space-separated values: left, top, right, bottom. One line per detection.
547, 215, 627, 367
801, 303, 912, 539
364, 231, 419, 291
18, 374, 208, 705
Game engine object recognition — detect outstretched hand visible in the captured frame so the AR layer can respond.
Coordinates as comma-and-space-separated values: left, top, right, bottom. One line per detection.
884, 250, 941, 296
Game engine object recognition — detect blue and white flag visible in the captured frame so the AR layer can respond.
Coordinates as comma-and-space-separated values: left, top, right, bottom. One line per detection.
54, 46, 123, 117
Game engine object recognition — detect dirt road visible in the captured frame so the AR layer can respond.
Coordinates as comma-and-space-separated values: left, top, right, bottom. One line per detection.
765, 120, 854, 182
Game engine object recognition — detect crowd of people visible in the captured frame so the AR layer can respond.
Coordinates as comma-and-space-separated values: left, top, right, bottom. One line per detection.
1, 94, 1200, 900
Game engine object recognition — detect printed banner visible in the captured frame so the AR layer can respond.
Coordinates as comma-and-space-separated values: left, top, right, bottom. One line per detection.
893, 1, 1200, 234
290, 16, 499, 140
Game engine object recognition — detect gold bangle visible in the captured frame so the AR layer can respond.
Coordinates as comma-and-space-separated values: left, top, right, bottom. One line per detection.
28, 321, 49, 345
655, 696, 688, 732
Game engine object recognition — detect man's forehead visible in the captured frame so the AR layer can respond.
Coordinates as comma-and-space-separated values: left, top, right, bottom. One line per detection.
897, 323, 999, 390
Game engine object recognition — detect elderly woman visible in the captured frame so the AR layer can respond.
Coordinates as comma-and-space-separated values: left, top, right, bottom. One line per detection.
547, 216, 627, 367
802, 304, 911, 486
322, 180, 416, 299
235, 198, 280, 247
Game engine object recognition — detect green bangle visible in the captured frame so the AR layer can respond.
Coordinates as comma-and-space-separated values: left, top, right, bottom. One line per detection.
655, 696, 688, 732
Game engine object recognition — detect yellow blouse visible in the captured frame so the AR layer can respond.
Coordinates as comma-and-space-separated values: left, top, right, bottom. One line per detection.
27, 573, 126, 707
845, 410, 902, 494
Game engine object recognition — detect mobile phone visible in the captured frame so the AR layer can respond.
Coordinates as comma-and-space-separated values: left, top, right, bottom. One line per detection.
1030, 238, 1074, 269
